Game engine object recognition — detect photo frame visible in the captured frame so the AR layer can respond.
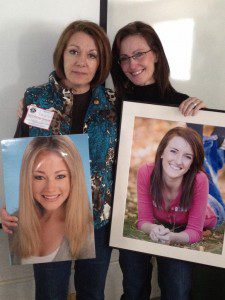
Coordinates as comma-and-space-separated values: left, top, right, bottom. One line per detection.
110, 101, 225, 268
1, 134, 95, 265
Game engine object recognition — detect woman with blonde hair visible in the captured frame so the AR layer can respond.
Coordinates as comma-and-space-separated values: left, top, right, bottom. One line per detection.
10, 136, 94, 264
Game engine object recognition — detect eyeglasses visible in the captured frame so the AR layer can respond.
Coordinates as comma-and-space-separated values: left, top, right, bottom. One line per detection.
118, 49, 152, 66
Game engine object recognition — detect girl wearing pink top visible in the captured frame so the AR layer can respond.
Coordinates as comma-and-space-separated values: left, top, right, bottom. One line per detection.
137, 126, 217, 245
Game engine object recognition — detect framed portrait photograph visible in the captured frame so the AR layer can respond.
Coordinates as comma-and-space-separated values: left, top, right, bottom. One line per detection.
1, 134, 95, 265
110, 101, 225, 268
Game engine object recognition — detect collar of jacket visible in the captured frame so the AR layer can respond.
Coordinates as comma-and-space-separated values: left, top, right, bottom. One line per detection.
27, 71, 115, 137
49, 71, 113, 111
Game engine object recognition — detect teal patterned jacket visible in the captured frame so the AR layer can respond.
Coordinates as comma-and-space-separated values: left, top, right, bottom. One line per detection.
20, 72, 118, 229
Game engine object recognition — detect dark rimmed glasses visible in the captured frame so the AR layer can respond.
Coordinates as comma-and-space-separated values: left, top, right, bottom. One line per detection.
118, 49, 152, 66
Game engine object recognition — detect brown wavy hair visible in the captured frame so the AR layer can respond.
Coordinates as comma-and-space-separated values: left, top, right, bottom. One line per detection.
54, 20, 111, 87
111, 21, 176, 101
12, 136, 93, 259
150, 127, 205, 210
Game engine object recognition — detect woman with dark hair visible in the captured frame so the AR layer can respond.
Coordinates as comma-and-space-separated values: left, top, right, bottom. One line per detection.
111, 21, 204, 114
111, 21, 206, 300
138, 126, 216, 245
1, 20, 117, 300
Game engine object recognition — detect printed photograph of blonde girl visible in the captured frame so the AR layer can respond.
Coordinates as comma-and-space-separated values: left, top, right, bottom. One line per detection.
9, 135, 95, 264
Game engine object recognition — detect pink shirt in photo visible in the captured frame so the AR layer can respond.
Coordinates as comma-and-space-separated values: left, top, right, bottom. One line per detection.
137, 163, 216, 244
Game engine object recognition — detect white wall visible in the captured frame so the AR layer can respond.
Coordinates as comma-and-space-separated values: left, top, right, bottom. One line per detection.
0, 0, 100, 207
0, 0, 100, 140
107, 0, 225, 110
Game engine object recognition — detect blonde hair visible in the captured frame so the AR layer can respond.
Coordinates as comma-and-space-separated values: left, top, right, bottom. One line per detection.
12, 136, 92, 258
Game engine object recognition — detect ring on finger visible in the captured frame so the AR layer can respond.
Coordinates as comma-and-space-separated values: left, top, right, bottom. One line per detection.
192, 102, 198, 109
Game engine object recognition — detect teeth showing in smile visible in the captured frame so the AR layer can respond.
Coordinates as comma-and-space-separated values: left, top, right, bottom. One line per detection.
43, 195, 60, 201
169, 163, 181, 171
131, 69, 143, 76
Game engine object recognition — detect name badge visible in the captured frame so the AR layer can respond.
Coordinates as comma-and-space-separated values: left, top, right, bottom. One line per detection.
24, 105, 54, 130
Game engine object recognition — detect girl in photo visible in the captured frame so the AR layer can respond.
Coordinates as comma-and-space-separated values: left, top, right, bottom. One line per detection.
137, 126, 217, 245
10, 136, 94, 264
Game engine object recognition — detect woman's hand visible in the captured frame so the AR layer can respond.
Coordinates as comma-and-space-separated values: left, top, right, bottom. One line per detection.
150, 229, 186, 245
156, 231, 173, 244
149, 225, 170, 242
17, 99, 24, 119
0, 207, 18, 234
179, 97, 206, 116
157, 230, 189, 245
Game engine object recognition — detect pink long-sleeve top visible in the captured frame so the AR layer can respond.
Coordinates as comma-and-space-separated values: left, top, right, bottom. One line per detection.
137, 163, 216, 244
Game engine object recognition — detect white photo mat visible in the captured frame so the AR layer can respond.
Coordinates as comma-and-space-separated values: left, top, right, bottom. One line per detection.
110, 101, 225, 268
